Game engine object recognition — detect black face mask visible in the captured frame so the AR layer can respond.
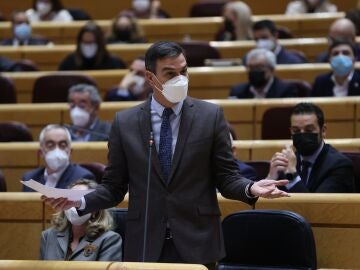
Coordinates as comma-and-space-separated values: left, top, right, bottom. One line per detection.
248, 70, 268, 88
115, 28, 131, 41
224, 18, 234, 32
292, 133, 321, 156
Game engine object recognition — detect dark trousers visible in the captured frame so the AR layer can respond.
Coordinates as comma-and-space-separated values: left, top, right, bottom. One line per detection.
158, 238, 216, 270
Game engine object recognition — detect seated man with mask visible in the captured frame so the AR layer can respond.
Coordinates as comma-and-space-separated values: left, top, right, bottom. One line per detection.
105, 56, 152, 101
1, 11, 50, 46
267, 102, 354, 192
68, 84, 111, 141
229, 48, 297, 99
311, 39, 360, 97
22, 124, 95, 192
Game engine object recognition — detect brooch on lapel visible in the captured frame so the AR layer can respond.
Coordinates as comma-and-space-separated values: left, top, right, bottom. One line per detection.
83, 243, 97, 257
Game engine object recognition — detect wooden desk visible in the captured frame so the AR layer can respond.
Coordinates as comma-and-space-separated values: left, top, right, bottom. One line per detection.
0, 13, 345, 44
0, 193, 359, 268
0, 0, 356, 19
2, 138, 360, 192
6, 64, 360, 103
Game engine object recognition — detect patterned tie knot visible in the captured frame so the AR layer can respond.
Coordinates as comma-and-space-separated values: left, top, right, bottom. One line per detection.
301, 160, 312, 169
162, 108, 173, 119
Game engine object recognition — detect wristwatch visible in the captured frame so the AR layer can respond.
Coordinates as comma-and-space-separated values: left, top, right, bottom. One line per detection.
285, 171, 298, 181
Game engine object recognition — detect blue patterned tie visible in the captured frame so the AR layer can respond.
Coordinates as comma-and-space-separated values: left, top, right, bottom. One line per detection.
159, 108, 173, 183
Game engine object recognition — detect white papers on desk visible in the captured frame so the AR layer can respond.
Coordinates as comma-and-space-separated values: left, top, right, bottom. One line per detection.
20, 179, 94, 201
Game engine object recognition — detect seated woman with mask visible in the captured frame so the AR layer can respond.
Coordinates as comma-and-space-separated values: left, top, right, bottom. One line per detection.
40, 179, 122, 261
59, 22, 126, 70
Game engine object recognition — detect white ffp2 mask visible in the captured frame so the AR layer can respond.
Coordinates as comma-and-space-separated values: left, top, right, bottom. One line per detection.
64, 207, 91, 226
70, 106, 90, 127
45, 148, 69, 172
154, 75, 188, 103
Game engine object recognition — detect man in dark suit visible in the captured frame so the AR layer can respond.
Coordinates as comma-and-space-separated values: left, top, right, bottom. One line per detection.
22, 124, 95, 192
268, 102, 354, 193
316, 18, 360, 63
67, 84, 111, 141
1, 11, 49, 46
230, 48, 298, 99
43, 41, 289, 268
247, 19, 306, 65
312, 39, 360, 97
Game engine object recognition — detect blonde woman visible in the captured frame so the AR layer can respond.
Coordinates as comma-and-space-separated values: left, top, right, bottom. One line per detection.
40, 179, 122, 261
216, 1, 253, 41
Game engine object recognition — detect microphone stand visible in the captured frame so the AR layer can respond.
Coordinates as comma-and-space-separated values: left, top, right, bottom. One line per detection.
142, 131, 154, 262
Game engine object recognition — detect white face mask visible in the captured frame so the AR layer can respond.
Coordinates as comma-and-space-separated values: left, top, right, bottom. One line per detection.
80, 43, 98, 58
64, 207, 91, 226
36, 2, 52, 16
256, 39, 275, 51
131, 75, 146, 95
70, 106, 90, 127
154, 75, 188, 103
132, 0, 150, 12
45, 148, 69, 172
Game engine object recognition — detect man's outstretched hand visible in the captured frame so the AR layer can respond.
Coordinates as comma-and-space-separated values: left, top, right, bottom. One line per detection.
250, 179, 290, 199
41, 196, 81, 212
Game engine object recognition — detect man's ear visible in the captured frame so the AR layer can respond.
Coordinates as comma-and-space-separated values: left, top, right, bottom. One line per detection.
145, 70, 154, 85
321, 124, 327, 138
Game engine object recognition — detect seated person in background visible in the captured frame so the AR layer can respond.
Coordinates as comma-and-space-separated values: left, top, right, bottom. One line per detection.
316, 18, 360, 62
228, 123, 257, 181
215, 1, 253, 41
268, 102, 354, 193
105, 57, 152, 101
311, 39, 360, 97
1, 11, 50, 46
22, 124, 95, 191
40, 179, 122, 261
68, 84, 111, 141
26, 0, 73, 22
285, 0, 337, 15
0, 56, 21, 71
59, 22, 126, 70
107, 11, 146, 44
248, 20, 307, 65
129, 0, 169, 19
229, 48, 298, 99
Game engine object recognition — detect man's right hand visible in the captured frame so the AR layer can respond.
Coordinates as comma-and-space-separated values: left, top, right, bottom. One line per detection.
41, 196, 80, 212
268, 152, 289, 179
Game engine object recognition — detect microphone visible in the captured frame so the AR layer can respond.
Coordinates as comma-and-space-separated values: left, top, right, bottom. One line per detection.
142, 131, 154, 262
64, 124, 109, 140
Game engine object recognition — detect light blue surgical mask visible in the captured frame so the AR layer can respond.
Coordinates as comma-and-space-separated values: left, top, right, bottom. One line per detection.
14, 23, 32, 41
330, 54, 353, 77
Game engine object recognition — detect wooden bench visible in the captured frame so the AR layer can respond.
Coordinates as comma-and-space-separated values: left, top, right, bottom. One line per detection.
2, 37, 360, 70
0, 13, 345, 44
2, 138, 360, 192
3, 64, 360, 103
0, 0, 356, 19
0, 192, 359, 268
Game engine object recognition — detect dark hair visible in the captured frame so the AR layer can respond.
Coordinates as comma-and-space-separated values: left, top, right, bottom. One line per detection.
32, 0, 64, 12
291, 102, 324, 129
75, 21, 109, 67
328, 38, 357, 57
145, 41, 185, 73
252, 19, 277, 35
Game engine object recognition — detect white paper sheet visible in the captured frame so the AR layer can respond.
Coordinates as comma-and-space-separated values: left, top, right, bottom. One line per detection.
20, 179, 94, 201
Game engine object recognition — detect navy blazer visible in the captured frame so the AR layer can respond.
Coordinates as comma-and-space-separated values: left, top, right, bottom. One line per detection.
1, 37, 49, 46
276, 46, 306, 64
22, 163, 95, 192
311, 70, 360, 97
69, 118, 111, 141
230, 77, 298, 99
288, 144, 354, 193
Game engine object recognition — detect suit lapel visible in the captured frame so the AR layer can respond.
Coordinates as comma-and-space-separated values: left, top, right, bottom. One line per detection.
69, 236, 93, 260
307, 144, 329, 191
349, 71, 360, 96
138, 99, 163, 182
56, 230, 69, 258
168, 98, 196, 185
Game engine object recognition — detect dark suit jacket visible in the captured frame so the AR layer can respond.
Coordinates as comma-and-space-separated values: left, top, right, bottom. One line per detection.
81, 97, 256, 264
276, 46, 306, 64
230, 77, 298, 99
69, 118, 111, 141
311, 70, 360, 97
236, 160, 257, 181
288, 144, 354, 192
1, 37, 49, 46
58, 53, 126, 70
22, 163, 95, 192
40, 227, 122, 261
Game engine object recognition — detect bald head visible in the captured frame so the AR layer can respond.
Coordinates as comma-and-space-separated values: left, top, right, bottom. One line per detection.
329, 18, 356, 42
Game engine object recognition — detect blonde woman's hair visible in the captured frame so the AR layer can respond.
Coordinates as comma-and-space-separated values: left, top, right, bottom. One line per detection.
226, 1, 253, 40
51, 179, 114, 241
